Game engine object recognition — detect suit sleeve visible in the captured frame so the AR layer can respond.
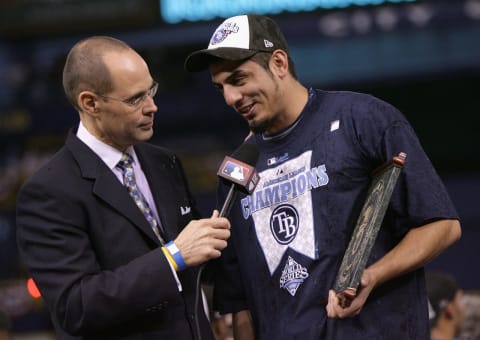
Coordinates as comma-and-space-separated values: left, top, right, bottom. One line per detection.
16, 176, 182, 336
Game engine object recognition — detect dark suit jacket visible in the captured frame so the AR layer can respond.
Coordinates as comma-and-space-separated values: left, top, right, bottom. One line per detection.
16, 130, 214, 340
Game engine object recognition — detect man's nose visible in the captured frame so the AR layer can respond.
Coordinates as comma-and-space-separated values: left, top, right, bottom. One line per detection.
143, 95, 158, 113
223, 86, 242, 107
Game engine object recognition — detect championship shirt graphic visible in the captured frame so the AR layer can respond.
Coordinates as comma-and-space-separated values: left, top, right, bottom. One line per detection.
241, 151, 329, 277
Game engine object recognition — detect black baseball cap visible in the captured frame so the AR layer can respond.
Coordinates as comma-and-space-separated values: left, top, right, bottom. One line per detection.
184, 14, 289, 72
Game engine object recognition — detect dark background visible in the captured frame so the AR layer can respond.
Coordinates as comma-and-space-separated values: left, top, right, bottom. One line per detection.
0, 0, 478, 336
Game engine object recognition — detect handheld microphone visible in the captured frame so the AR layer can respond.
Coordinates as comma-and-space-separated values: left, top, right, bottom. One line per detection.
217, 143, 260, 217
194, 143, 259, 340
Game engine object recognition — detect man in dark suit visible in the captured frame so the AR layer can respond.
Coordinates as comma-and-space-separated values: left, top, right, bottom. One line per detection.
16, 36, 230, 339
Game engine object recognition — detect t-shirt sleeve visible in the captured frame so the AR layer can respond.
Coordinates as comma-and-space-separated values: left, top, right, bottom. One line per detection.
382, 121, 459, 237
350, 95, 459, 238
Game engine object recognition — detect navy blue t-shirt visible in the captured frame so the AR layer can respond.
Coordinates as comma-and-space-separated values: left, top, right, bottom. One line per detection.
214, 89, 458, 339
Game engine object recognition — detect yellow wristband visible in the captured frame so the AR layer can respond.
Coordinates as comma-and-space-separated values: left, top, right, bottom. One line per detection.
161, 246, 178, 271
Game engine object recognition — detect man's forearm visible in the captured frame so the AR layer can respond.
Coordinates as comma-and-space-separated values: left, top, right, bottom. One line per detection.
366, 219, 461, 288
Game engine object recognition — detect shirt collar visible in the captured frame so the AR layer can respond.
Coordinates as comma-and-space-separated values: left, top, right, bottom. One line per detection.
261, 88, 315, 141
76, 121, 137, 170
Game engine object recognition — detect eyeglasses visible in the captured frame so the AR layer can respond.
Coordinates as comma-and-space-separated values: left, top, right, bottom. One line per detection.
96, 81, 158, 108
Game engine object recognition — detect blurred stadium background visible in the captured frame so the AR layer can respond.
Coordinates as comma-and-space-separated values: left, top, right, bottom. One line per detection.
0, 0, 479, 338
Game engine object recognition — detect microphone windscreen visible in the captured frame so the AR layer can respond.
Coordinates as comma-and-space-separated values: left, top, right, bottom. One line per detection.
231, 143, 259, 166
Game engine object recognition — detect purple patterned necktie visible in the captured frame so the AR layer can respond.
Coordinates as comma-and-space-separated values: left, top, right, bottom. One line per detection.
116, 153, 165, 244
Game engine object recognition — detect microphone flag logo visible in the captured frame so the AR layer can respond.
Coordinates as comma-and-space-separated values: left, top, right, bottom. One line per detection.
217, 156, 259, 194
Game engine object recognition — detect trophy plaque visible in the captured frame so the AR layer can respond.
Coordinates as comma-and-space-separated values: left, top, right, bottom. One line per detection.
333, 152, 407, 308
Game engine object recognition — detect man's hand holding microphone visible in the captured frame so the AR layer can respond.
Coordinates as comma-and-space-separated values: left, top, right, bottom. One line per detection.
165, 143, 259, 270
173, 210, 230, 267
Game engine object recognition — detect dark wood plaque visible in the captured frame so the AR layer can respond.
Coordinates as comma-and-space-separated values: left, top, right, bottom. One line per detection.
333, 152, 406, 307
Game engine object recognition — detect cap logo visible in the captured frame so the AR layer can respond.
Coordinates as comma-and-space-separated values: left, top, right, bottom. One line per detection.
264, 39, 273, 48
210, 22, 240, 46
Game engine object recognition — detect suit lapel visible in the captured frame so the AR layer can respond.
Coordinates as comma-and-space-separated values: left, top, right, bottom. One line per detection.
65, 131, 162, 245
135, 145, 180, 241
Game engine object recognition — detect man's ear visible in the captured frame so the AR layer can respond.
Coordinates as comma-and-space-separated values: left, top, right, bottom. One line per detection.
270, 49, 289, 77
444, 302, 456, 320
78, 91, 100, 117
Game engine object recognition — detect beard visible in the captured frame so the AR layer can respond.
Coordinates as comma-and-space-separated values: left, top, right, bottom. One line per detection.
245, 76, 282, 134
248, 118, 270, 134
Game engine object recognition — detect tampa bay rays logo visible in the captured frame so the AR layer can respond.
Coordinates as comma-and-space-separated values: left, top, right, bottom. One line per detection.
210, 22, 240, 45
270, 204, 299, 244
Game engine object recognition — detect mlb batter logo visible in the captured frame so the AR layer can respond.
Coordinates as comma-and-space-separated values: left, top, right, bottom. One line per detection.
223, 160, 249, 181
